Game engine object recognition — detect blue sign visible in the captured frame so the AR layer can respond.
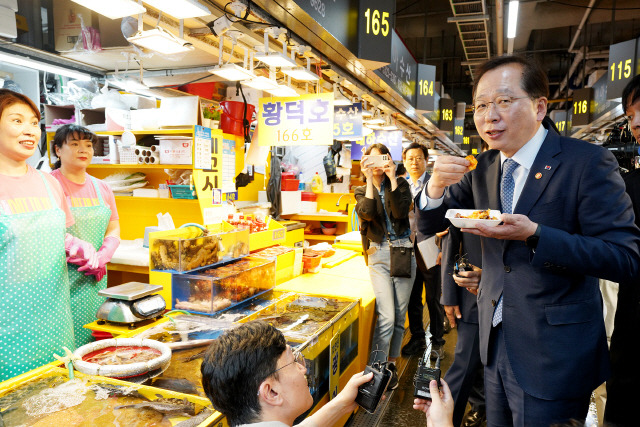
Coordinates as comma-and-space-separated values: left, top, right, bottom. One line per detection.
351, 130, 403, 161
334, 102, 363, 140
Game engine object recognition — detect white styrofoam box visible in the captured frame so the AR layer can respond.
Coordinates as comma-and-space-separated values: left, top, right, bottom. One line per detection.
258, 191, 268, 203
105, 107, 131, 131
121, 94, 157, 110
0, 0, 18, 12
301, 201, 317, 213
225, 86, 261, 110
280, 190, 302, 215
0, 6, 16, 38
159, 96, 198, 128
130, 108, 160, 130
158, 138, 192, 165
133, 188, 159, 198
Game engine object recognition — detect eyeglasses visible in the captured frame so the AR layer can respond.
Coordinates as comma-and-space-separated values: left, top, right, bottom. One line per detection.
405, 157, 425, 163
472, 95, 530, 116
266, 350, 305, 377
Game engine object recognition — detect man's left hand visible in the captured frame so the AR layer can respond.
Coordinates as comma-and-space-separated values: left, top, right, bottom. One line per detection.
333, 371, 375, 413
463, 214, 538, 241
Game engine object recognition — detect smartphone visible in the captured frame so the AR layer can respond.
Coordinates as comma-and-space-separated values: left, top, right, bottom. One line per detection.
367, 154, 389, 168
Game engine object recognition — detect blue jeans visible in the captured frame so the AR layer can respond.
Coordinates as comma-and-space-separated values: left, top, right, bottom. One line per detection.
367, 238, 416, 363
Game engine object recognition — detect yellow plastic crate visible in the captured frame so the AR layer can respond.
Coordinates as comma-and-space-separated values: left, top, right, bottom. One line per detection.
249, 219, 286, 251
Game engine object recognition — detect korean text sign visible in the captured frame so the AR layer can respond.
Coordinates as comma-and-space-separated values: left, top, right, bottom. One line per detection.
351, 130, 403, 161
258, 93, 334, 146
334, 102, 363, 140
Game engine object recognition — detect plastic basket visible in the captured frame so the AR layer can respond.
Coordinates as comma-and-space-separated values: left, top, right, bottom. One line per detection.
169, 185, 198, 199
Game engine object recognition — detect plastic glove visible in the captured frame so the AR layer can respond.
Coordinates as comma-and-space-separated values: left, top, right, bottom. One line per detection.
82, 265, 106, 282
65, 234, 98, 269
96, 236, 120, 269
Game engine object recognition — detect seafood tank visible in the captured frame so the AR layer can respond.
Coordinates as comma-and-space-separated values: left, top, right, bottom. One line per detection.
240, 295, 355, 342
150, 228, 249, 273
172, 258, 276, 315
0, 368, 212, 427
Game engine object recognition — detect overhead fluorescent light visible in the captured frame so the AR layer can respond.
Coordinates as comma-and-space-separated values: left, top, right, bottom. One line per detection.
127, 28, 194, 55
254, 51, 297, 68
507, 1, 519, 39
209, 63, 256, 81
362, 126, 374, 136
281, 66, 319, 81
143, 0, 210, 19
267, 84, 299, 97
71, 0, 145, 19
242, 76, 279, 91
382, 124, 398, 131
0, 51, 91, 80
361, 109, 373, 118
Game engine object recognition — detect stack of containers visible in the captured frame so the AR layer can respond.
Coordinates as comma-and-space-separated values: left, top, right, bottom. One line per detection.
281, 172, 299, 191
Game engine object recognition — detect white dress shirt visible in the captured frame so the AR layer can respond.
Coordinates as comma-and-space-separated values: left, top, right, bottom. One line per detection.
408, 171, 427, 199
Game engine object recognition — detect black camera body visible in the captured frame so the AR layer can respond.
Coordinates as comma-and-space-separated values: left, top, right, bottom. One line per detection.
355, 362, 391, 413
454, 253, 472, 275
413, 359, 441, 399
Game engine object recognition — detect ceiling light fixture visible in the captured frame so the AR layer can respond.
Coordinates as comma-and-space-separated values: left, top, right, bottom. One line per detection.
364, 108, 384, 125
507, 1, 519, 39
281, 45, 319, 81
242, 75, 279, 91
70, 0, 145, 19
127, 27, 194, 55
209, 32, 256, 81
267, 84, 299, 97
0, 51, 91, 80
254, 27, 297, 68
334, 83, 352, 106
143, 0, 210, 19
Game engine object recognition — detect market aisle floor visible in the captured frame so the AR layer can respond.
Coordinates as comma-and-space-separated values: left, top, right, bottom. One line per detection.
347, 309, 463, 427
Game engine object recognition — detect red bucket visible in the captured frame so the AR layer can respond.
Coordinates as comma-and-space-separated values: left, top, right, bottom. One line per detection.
220, 101, 255, 136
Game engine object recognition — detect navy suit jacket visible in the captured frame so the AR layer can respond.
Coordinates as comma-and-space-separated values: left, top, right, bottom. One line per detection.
440, 227, 482, 324
417, 126, 640, 400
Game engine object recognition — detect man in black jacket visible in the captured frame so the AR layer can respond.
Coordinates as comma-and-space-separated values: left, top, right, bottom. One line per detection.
604, 73, 640, 427
401, 142, 447, 360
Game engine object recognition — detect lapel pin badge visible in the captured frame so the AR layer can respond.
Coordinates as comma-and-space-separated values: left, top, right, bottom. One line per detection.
544, 165, 551, 170
535, 172, 543, 179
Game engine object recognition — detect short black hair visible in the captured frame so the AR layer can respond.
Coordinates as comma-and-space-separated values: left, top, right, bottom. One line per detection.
51, 124, 98, 169
622, 74, 640, 114
472, 55, 549, 100
201, 321, 287, 427
402, 142, 429, 159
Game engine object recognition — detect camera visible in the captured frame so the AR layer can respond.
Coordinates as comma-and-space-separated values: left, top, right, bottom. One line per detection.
367, 154, 389, 168
454, 253, 472, 275
413, 346, 441, 399
355, 361, 391, 413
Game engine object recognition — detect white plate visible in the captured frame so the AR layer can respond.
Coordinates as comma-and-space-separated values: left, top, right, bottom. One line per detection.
445, 209, 502, 228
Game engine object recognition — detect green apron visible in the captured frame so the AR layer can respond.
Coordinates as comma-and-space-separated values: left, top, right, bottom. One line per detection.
0, 171, 75, 382
66, 176, 111, 347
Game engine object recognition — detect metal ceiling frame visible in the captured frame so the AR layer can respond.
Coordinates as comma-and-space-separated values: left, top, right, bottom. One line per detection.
447, 0, 491, 80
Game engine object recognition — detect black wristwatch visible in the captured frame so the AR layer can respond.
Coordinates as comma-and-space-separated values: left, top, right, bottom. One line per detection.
525, 224, 542, 249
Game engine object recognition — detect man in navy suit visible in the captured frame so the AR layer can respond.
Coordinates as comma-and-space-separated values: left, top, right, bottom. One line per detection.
416, 55, 640, 426
441, 227, 485, 427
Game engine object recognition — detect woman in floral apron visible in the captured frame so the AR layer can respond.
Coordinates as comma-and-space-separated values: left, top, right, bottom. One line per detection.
51, 124, 120, 347
0, 90, 97, 382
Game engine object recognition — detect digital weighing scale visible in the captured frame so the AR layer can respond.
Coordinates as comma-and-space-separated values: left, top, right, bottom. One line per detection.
96, 282, 166, 329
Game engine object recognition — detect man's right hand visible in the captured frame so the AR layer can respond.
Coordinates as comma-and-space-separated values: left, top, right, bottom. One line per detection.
444, 305, 461, 328
427, 155, 471, 198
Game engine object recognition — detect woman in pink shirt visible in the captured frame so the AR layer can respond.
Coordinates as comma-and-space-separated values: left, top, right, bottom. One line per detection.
51, 124, 121, 347
0, 89, 97, 381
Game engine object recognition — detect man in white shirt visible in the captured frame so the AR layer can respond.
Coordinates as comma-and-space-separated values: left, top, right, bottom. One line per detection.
401, 142, 447, 360
201, 321, 373, 427
416, 55, 640, 426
